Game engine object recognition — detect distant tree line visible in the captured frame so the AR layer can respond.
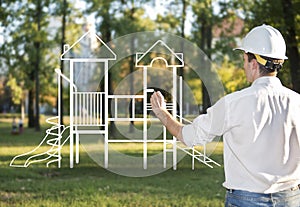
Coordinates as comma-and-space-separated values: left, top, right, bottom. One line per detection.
0, 0, 298, 130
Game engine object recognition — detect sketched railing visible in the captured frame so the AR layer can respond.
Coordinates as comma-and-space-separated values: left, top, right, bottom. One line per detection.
74, 92, 105, 126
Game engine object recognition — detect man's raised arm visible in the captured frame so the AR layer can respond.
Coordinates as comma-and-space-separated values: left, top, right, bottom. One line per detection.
150, 91, 185, 144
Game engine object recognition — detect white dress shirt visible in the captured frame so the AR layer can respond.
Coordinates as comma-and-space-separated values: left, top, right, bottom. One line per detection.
182, 76, 300, 193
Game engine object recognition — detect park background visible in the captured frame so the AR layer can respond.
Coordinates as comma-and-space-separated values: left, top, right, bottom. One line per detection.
0, 0, 299, 206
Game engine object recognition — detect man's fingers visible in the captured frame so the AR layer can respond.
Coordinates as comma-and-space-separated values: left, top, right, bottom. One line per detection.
156, 91, 165, 100
150, 91, 166, 110
150, 92, 161, 107
150, 93, 157, 107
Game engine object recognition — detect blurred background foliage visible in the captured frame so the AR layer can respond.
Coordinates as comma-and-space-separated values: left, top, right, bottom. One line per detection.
0, 0, 299, 129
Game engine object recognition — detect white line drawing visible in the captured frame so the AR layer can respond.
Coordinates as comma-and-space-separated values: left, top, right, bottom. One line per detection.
10, 31, 220, 170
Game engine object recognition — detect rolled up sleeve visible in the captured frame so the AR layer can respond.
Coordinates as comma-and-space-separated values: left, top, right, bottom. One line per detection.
182, 97, 228, 147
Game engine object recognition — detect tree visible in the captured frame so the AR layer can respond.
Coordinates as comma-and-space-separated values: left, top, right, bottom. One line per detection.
53, 0, 84, 123
85, 0, 156, 134
85, 0, 118, 135
217, 58, 248, 93
34, 0, 42, 131
0, 0, 56, 130
228, 0, 300, 91
6, 76, 23, 107
179, 0, 188, 78
191, 0, 215, 113
281, 0, 300, 93
59, 0, 68, 126
116, 1, 157, 132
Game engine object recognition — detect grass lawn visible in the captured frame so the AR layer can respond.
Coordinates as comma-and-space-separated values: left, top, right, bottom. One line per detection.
0, 117, 225, 207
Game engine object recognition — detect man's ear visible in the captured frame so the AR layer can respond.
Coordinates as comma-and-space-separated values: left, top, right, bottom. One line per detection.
250, 59, 259, 70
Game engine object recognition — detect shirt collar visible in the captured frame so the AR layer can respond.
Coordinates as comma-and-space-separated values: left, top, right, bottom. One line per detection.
251, 76, 282, 87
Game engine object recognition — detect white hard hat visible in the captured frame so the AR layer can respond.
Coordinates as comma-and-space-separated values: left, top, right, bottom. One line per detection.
235, 24, 288, 60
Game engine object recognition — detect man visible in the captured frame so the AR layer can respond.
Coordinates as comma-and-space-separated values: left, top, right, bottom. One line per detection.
150, 24, 300, 206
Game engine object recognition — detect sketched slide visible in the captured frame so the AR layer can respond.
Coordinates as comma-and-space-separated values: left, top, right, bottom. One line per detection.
10, 116, 70, 168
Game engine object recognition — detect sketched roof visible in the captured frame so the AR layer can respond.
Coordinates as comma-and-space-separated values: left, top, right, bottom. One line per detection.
135, 40, 184, 67
61, 30, 116, 61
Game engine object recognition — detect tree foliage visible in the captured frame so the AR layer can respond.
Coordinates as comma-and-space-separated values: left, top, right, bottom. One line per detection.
0, 0, 55, 130
0, 0, 299, 122
223, 0, 300, 91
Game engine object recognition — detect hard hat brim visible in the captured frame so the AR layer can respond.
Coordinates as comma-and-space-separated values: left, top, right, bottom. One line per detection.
233, 47, 288, 60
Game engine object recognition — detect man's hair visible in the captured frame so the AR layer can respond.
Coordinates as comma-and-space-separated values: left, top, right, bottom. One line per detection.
246, 53, 282, 76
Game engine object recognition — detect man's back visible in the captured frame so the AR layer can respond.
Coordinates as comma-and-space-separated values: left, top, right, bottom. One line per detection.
223, 76, 300, 193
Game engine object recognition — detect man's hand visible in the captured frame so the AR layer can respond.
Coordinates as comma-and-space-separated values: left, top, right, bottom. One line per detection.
150, 91, 166, 116
150, 91, 184, 143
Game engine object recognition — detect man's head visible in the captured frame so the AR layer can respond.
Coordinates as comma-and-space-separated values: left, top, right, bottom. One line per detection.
249, 52, 283, 72
235, 24, 287, 81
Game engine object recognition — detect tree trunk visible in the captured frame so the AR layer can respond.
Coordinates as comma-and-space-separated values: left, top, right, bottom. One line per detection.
59, 0, 67, 126
179, 0, 187, 117
100, 9, 116, 136
129, 35, 135, 133
34, 0, 41, 131
200, 19, 211, 113
179, 0, 186, 78
28, 88, 35, 128
281, 0, 300, 93
129, 5, 135, 133
34, 42, 40, 131
34, 38, 41, 131
201, 84, 211, 113
108, 68, 116, 136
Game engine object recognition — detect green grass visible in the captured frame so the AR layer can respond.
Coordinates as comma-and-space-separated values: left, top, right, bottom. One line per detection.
0, 118, 225, 207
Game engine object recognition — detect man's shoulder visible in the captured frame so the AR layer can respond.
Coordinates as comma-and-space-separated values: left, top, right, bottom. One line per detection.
281, 85, 300, 94
281, 86, 300, 100
224, 86, 254, 103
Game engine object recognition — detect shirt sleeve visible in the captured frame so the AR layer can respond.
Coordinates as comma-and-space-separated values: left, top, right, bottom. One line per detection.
182, 97, 228, 147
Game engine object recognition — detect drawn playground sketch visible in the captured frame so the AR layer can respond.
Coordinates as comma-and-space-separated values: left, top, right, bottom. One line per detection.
10, 31, 220, 171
